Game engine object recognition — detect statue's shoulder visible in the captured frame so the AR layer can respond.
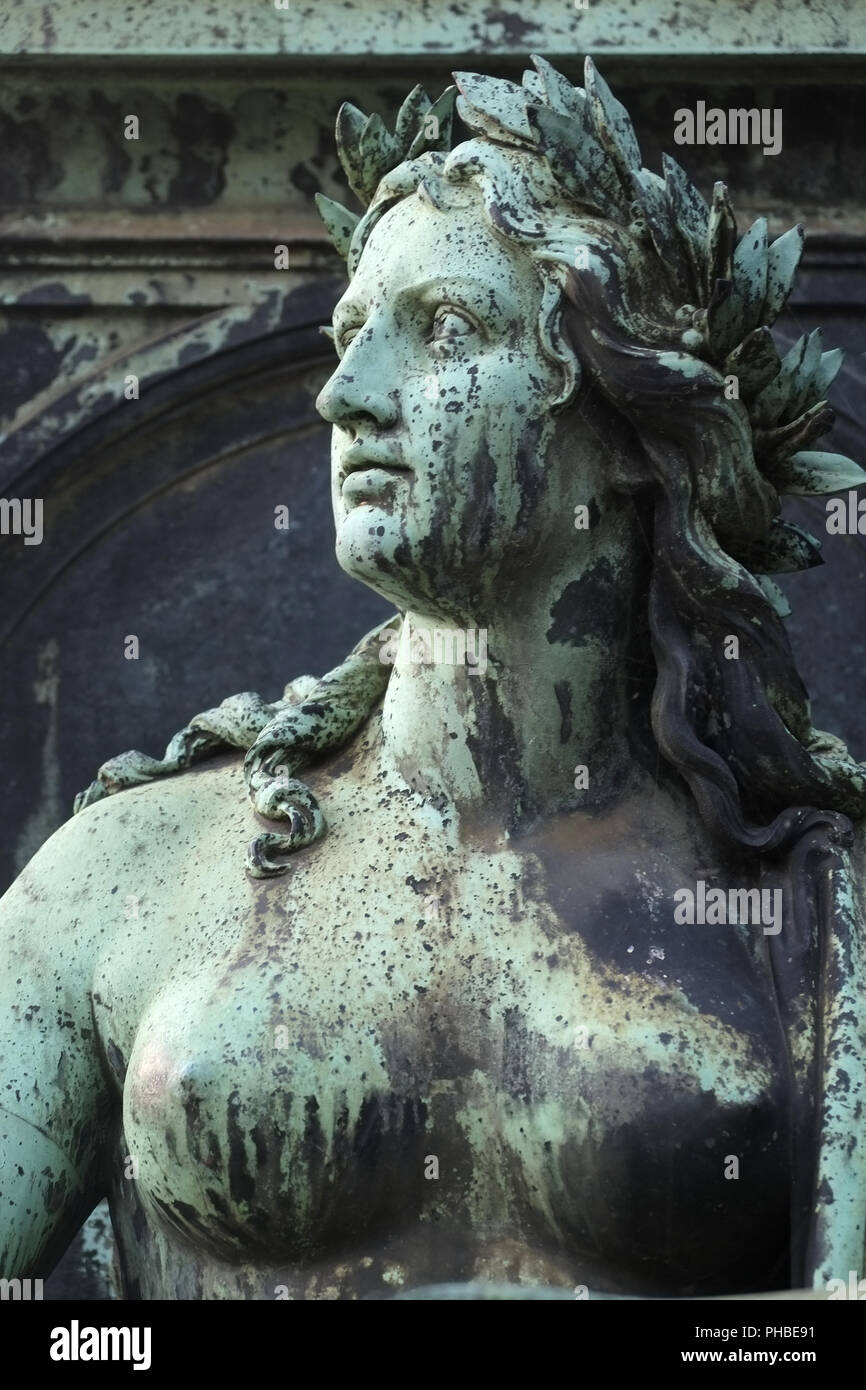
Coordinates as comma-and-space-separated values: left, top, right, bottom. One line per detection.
73, 749, 252, 855
2, 753, 249, 934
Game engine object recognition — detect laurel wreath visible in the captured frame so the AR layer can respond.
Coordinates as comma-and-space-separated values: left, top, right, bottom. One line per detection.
315, 54, 865, 596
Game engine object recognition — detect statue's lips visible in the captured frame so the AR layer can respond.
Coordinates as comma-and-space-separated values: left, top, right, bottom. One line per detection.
340, 463, 411, 501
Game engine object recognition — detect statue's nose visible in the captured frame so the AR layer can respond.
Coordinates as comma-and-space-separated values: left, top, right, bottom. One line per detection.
316, 330, 399, 431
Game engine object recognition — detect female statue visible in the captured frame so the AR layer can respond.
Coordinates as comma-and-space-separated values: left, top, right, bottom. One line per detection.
1, 56, 864, 1301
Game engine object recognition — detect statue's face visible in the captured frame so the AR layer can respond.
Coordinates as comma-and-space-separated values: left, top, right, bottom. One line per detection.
316, 189, 581, 618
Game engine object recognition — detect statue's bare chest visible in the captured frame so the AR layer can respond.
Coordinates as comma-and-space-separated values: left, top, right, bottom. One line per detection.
92, 794, 791, 1291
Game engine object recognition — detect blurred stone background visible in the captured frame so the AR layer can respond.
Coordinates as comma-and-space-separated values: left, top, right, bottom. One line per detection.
0, 0, 863, 1299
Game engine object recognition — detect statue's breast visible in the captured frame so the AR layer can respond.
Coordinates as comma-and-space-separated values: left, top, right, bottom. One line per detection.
112, 835, 792, 1294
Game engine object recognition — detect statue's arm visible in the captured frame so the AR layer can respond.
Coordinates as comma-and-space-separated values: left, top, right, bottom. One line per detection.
0, 814, 113, 1278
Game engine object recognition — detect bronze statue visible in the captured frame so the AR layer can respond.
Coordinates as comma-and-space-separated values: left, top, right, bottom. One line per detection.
1, 56, 864, 1300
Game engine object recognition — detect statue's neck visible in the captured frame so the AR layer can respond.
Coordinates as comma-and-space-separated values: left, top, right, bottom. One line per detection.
376, 586, 635, 838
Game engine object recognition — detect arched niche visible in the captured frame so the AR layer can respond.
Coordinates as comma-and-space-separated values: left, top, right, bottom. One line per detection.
0, 279, 393, 890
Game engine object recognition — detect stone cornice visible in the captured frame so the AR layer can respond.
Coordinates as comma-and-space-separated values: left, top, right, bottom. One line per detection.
0, 0, 865, 64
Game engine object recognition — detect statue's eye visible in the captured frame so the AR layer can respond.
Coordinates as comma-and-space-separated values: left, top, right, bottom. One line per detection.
335, 326, 361, 356
429, 306, 476, 346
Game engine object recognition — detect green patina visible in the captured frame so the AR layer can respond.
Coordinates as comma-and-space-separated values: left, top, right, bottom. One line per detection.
0, 56, 864, 1301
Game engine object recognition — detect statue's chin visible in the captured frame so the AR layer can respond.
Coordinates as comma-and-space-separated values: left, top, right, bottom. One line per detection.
335, 505, 486, 617
334, 513, 416, 609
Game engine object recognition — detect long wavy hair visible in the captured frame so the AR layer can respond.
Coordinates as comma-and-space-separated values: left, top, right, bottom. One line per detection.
75, 139, 866, 873
72, 112, 866, 1292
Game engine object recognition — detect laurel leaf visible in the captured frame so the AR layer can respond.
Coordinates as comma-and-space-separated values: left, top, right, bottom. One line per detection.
631, 169, 692, 291
528, 54, 583, 117
706, 182, 736, 301
361, 112, 395, 166
522, 69, 546, 102
808, 347, 844, 402
663, 154, 710, 301
754, 573, 792, 619
763, 224, 805, 326
764, 450, 866, 496
406, 85, 457, 158
706, 278, 736, 356
454, 71, 535, 144
335, 101, 369, 203
530, 105, 611, 212
710, 216, 768, 353
585, 56, 642, 186
562, 106, 622, 209
745, 519, 823, 574
314, 194, 359, 259
707, 281, 744, 361
394, 85, 431, 150
734, 218, 769, 317
754, 401, 835, 464
360, 113, 402, 201
395, 85, 431, 148
781, 329, 827, 423
724, 326, 781, 397
753, 333, 811, 428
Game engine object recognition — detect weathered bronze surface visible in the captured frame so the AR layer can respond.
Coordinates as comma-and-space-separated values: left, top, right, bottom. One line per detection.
2, 56, 865, 1300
